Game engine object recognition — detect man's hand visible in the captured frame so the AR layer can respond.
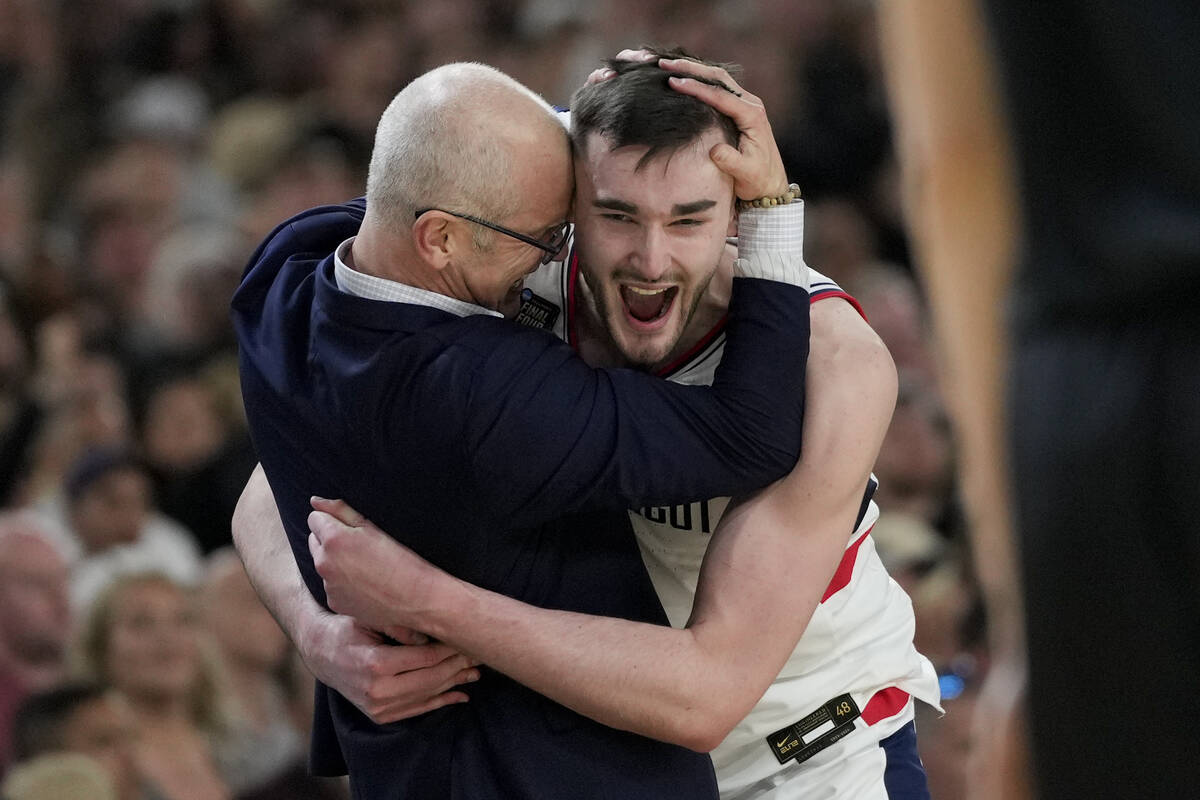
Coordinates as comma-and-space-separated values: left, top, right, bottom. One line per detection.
297, 609, 479, 724
307, 497, 450, 635
585, 49, 789, 201
303, 496, 481, 723
658, 57, 789, 201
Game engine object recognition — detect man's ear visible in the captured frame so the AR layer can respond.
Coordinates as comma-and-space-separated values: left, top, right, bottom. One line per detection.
412, 212, 457, 271
726, 205, 738, 238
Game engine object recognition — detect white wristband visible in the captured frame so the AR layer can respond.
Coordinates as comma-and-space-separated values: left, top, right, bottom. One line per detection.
733, 199, 810, 290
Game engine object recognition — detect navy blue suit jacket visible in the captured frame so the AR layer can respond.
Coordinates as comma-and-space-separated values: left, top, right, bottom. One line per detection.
232, 200, 811, 799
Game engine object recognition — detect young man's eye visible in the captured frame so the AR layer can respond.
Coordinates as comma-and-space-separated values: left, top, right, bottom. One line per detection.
601, 213, 633, 224
673, 218, 705, 227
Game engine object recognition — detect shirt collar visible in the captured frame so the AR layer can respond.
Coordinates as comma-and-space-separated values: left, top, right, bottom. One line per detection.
332, 237, 503, 318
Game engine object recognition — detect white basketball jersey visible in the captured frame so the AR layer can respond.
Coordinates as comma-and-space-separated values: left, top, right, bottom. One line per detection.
522, 246, 940, 796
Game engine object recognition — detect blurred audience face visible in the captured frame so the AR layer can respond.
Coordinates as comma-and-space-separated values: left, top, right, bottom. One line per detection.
804, 198, 879, 289
853, 264, 936, 383
99, 577, 202, 704
63, 356, 132, 449
141, 378, 226, 471
75, 141, 186, 318
19, 350, 131, 505
200, 552, 287, 672
872, 374, 953, 524
0, 524, 70, 679
240, 142, 360, 243
68, 465, 150, 553
177, 265, 242, 352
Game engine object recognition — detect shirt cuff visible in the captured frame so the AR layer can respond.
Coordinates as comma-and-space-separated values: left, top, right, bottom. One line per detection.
733, 199, 810, 290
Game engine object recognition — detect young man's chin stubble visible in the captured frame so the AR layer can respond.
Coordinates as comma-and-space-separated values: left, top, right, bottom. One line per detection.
591, 275, 714, 372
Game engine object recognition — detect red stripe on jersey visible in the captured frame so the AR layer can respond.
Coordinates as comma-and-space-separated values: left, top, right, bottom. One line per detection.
654, 314, 728, 377
861, 687, 911, 726
811, 289, 869, 322
821, 524, 873, 603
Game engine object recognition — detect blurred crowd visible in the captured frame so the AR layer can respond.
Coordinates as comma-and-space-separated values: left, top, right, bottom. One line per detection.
0, 1, 984, 798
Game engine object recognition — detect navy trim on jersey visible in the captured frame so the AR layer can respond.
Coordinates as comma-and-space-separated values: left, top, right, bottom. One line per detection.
856, 476, 879, 531
811, 284, 869, 322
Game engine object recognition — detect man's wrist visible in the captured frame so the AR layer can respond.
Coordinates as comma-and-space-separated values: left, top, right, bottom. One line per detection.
293, 600, 334, 664
738, 183, 801, 211
418, 572, 479, 645
733, 198, 809, 288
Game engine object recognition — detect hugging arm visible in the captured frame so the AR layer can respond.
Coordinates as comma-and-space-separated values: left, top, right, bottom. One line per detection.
311, 297, 896, 749
232, 465, 479, 723
464, 58, 809, 528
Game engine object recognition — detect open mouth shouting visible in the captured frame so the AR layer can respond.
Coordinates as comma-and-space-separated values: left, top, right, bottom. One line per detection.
619, 284, 679, 330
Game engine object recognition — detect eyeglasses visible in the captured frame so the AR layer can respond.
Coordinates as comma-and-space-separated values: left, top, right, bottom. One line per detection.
415, 208, 569, 265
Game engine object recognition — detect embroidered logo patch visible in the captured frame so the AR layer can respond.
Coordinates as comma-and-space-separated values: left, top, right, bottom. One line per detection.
766, 693, 861, 765
514, 288, 560, 330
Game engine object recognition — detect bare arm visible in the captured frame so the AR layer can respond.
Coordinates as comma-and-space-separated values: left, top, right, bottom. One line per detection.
231, 465, 478, 723
311, 298, 895, 751
879, 0, 1030, 797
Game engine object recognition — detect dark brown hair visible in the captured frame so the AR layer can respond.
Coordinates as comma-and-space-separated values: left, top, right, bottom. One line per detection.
570, 46, 741, 170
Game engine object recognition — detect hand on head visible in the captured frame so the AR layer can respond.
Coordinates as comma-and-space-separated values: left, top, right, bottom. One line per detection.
658, 58, 789, 201
589, 49, 790, 201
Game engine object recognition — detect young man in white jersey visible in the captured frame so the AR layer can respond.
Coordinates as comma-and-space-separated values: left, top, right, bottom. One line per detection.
236, 53, 939, 798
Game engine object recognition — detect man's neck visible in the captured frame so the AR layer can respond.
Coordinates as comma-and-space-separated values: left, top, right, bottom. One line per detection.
350, 224, 467, 299
574, 246, 734, 372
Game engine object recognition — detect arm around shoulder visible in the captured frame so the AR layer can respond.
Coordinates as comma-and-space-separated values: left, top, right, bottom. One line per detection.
461, 276, 811, 529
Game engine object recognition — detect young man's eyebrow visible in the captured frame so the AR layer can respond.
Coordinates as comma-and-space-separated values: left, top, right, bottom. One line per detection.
593, 197, 638, 213
671, 200, 717, 216
592, 198, 718, 216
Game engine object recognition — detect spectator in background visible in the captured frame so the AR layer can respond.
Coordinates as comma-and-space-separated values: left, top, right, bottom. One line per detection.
0, 512, 70, 774
199, 550, 296, 791
19, 340, 131, 507
851, 263, 937, 385
10, 682, 141, 800
871, 374, 953, 527
74, 572, 230, 800
802, 196, 880, 291
141, 224, 244, 359
135, 361, 256, 555
200, 549, 346, 800
870, 510, 946, 597
39, 447, 201, 612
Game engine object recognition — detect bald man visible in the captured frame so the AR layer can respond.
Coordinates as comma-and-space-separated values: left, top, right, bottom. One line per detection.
0, 514, 71, 773
232, 62, 812, 798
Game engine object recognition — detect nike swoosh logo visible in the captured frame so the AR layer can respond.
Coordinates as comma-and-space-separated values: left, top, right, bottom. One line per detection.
776, 734, 796, 749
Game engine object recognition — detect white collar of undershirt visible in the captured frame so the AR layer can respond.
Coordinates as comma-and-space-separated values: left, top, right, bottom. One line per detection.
332, 236, 503, 318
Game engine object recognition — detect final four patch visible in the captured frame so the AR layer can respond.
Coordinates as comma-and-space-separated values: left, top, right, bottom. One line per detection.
515, 288, 560, 330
